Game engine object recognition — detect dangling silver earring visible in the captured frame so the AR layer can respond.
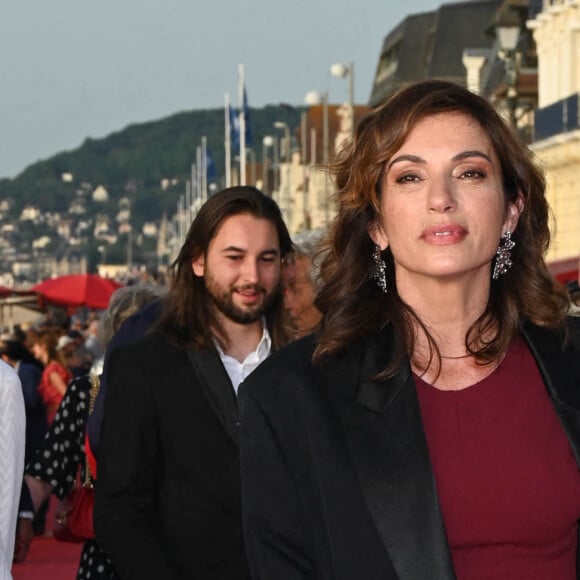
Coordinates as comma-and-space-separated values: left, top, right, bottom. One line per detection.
492, 231, 515, 279
371, 246, 387, 293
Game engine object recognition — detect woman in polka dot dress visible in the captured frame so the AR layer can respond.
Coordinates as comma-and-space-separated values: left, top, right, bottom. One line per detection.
26, 373, 118, 579
23, 285, 162, 579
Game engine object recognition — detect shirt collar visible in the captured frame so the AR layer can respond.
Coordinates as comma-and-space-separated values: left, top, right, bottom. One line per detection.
213, 318, 271, 364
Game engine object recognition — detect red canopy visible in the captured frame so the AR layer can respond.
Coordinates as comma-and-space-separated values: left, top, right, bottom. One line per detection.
32, 274, 123, 310
0, 285, 16, 298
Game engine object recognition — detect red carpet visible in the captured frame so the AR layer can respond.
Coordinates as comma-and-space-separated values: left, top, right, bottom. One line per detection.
12, 536, 82, 579
12, 496, 82, 579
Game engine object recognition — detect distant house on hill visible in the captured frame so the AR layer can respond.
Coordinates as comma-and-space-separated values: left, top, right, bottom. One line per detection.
92, 185, 109, 203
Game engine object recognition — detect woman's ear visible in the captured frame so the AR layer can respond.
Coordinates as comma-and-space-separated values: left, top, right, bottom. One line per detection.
368, 221, 389, 250
504, 192, 525, 233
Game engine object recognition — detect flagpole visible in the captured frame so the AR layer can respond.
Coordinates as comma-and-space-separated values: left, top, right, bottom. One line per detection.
239, 64, 247, 185
224, 93, 232, 188
192, 164, 198, 223
201, 136, 208, 203
185, 178, 191, 229
178, 194, 185, 249
195, 145, 202, 215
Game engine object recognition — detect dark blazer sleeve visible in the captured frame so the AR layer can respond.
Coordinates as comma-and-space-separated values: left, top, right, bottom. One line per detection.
94, 340, 181, 580
87, 300, 161, 457
19, 480, 33, 513
18, 363, 42, 410
239, 377, 319, 580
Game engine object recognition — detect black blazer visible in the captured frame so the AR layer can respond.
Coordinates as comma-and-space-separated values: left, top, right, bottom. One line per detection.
239, 318, 580, 580
94, 332, 251, 580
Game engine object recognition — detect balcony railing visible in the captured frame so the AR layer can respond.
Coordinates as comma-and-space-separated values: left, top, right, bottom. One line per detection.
534, 93, 580, 141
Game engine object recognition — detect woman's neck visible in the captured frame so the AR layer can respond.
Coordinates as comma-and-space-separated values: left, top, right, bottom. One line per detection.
401, 279, 488, 351
395, 272, 501, 389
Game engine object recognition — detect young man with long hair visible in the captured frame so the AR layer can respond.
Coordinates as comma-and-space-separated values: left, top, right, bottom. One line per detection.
94, 186, 292, 580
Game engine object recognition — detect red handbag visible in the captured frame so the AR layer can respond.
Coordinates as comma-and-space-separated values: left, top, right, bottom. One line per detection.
53, 476, 94, 543
52, 374, 99, 543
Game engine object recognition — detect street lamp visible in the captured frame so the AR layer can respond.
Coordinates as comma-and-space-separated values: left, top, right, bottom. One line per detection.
497, 25, 521, 129
262, 136, 274, 195
274, 122, 292, 227
304, 91, 329, 164
274, 121, 291, 161
330, 61, 354, 137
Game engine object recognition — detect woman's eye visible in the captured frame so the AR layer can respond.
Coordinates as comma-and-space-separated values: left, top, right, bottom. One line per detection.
459, 169, 486, 179
395, 173, 419, 184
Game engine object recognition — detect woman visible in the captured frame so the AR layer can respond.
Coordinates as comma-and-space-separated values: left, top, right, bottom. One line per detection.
31, 328, 72, 426
24, 285, 161, 580
239, 80, 580, 579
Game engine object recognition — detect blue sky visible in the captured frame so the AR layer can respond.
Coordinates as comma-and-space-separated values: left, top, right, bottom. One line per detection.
0, 0, 442, 179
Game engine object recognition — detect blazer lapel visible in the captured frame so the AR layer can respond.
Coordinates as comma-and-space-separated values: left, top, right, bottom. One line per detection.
521, 318, 580, 466
186, 348, 240, 445
329, 327, 456, 580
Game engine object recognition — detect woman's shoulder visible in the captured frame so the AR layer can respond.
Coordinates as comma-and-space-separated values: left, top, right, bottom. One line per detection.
242, 335, 318, 398
67, 374, 92, 393
46, 360, 69, 375
565, 314, 580, 349
265, 334, 318, 372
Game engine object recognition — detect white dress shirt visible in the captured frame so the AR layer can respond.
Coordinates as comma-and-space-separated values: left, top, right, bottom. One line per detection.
215, 323, 272, 395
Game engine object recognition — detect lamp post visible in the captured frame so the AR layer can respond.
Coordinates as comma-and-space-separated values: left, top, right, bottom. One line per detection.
247, 147, 256, 185
274, 121, 291, 162
497, 25, 521, 129
300, 110, 309, 231
330, 61, 354, 137
305, 90, 330, 224
262, 135, 274, 195
274, 121, 292, 227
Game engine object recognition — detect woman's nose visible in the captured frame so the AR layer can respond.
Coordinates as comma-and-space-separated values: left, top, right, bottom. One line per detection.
427, 177, 457, 212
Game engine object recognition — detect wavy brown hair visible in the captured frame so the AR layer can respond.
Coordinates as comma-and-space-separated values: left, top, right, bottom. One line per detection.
154, 186, 293, 352
314, 80, 570, 372
33, 328, 70, 371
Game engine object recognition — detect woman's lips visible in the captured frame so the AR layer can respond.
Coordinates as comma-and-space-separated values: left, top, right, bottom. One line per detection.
420, 224, 467, 244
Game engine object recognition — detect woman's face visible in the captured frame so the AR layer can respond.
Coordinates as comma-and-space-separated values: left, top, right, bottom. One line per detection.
372, 112, 521, 289
31, 341, 47, 362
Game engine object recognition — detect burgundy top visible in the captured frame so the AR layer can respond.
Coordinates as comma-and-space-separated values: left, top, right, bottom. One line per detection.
415, 338, 580, 580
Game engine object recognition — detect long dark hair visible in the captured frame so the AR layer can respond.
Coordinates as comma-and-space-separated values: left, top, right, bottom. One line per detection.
154, 186, 293, 351
314, 80, 570, 372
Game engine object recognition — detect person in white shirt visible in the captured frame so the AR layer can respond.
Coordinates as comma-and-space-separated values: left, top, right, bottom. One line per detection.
0, 359, 25, 580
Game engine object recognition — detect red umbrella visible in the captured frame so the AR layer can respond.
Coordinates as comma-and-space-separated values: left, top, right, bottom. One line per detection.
32, 274, 123, 310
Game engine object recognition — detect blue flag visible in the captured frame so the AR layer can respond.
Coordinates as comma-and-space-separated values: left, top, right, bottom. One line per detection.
229, 100, 240, 150
229, 87, 252, 154
205, 148, 217, 181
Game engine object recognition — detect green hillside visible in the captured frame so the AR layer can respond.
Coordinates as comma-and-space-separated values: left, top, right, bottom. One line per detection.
0, 104, 303, 274
0, 104, 304, 219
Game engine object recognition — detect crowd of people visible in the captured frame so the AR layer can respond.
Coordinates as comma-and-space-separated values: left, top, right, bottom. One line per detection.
0, 79, 579, 580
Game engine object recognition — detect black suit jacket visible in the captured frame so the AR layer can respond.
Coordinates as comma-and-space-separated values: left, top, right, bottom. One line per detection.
239, 318, 580, 580
94, 332, 250, 580
17, 360, 46, 461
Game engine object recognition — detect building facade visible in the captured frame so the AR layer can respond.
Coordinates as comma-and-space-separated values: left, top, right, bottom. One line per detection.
529, 0, 580, 277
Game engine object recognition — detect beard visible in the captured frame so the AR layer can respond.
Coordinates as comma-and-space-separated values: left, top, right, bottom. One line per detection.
204, 271, 277, 325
